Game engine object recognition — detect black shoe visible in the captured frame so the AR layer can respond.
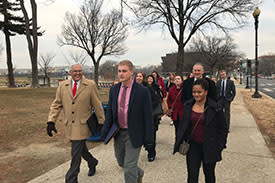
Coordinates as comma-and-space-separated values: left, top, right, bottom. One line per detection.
88, 160, 98, 176
148, 156, 155, 162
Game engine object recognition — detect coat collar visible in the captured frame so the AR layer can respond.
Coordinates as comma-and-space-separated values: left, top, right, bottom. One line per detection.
113, 80, 138, 115
64, 78, 89, 99
185, 97, 218, 126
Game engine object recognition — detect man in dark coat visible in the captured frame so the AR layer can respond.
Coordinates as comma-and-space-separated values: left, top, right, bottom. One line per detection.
216, 70, 236, 131
101, 60, 153, 183
181, 63, 217, 104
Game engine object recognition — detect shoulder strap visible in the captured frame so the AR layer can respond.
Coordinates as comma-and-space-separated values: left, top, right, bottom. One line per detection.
171, 88, 183, 110
187, 106, 208, 142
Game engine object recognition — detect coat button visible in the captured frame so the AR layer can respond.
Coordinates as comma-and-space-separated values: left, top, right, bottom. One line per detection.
72, 111, 74, 114
72, 120, 75, 123
72, 101, 75, 104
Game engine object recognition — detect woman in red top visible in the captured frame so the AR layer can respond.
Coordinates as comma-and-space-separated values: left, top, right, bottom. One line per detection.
167, 75, 184, 137
174, 78, 228, 183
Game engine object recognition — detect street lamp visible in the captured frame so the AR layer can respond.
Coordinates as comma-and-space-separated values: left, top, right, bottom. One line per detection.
112, 64, 116, 80
252, 7, 262, 98
245, 59, 250, 89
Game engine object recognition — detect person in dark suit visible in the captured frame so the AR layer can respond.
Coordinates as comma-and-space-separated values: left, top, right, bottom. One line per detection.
102, 60, 154, 183
216, 70, 236, 131
46, 64, 105, 183
174, 78, 228, 183
181, 63, 217, 104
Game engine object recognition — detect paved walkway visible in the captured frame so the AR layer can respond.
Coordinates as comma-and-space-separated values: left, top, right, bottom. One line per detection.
29, 88, 275, 183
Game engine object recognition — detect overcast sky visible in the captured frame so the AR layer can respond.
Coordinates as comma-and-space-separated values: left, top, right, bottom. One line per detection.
0, 0, 274, 69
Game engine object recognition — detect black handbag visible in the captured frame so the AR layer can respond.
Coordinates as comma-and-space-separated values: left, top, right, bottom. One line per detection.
152, 102, 163, 117
87, 113, 103, 135
179, 106, 208, 155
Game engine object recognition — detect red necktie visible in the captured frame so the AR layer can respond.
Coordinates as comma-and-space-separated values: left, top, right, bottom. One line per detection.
73, 82, 77, 96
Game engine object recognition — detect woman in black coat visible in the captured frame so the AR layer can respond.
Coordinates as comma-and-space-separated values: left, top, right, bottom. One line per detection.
174, 78, 228, 183
146, 74, 163, 162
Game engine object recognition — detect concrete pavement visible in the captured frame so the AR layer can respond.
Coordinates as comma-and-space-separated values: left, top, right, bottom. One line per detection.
28, 87, 275, 183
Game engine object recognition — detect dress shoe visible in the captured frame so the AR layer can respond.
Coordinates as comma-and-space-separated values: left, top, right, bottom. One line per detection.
148, 156, 155, 162
138, 173, 144, 183
88, 160, 98, 176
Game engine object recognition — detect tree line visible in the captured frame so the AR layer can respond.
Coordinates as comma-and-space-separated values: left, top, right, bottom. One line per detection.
1, 0, 258, 87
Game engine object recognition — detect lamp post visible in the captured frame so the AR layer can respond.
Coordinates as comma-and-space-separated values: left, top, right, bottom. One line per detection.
252, 7, 262, 98
245, 59, 250, 89
112, 64, 116, 80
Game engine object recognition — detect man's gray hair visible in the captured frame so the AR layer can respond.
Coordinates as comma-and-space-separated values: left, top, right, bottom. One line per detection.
70, 64, 82, 71
193, 62, 204, 70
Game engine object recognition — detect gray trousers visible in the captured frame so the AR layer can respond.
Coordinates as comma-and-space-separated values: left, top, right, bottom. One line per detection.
65, 140, 97, 183
114, 130, 144, 183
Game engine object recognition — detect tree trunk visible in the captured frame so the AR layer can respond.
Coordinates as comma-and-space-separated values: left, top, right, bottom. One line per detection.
3, 0, 16, 88
19, 0, 39, 88
30, 0, 39, 88
47, 77, 50, 87
4, 31, 16, 88
94, 62, 99, 86
176, 45, 184, 75
176, 0, 184, 75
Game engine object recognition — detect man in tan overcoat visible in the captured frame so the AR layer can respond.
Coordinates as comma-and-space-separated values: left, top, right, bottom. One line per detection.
47, 64, 105, 183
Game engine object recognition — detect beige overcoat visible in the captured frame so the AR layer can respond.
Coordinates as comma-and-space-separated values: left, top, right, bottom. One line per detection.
48, 78, 105, 140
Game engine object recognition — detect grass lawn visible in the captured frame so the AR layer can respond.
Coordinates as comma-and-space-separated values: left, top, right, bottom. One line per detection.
0, 87, 109, 153
0, 86, 109, 182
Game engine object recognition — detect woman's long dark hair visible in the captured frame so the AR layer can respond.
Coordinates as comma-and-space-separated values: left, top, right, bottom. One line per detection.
147, 75, 162, 98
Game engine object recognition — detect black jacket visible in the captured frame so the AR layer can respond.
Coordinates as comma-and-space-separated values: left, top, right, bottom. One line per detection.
216, 79, 236, 102
181, 77, 217, 104
102, 81, 154, 148
174, 98, 228, 163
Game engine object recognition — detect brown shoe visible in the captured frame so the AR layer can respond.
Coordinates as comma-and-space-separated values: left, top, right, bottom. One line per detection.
138, 173, 144, 183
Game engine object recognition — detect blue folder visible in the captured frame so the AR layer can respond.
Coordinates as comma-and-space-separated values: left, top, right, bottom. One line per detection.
87, 103, 108, 142
104, 123, 120, 144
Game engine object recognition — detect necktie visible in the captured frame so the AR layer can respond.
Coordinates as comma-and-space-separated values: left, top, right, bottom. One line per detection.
119, 86, 128, 126
73, 82, 77, 96
221, 80, 225, 97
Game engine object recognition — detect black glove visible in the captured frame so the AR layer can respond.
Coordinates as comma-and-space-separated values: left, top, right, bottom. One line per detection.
47, 121, 57, 137
144, 143, 154, 152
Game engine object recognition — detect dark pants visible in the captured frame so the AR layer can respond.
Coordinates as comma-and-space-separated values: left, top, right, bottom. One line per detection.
65, 140, 97, 183
148, 118, 159, 158
173, 116, 180, 143
186, 141, 216, 183
218, 97, 231, 130
223, 100, 231, 130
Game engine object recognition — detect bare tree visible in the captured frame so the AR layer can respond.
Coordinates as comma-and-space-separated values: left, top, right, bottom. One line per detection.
189, 36, 243, 75
99, 60, 118, 80
130, 0, 255, 74
58, 0, 128, 85
63, 51, 87, 66
19, 0, 42, 88
39, 52, 55, 87
0, 0, 31, 87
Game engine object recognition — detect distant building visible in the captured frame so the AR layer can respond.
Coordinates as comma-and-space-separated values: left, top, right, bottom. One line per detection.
161, 52, 211, 74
